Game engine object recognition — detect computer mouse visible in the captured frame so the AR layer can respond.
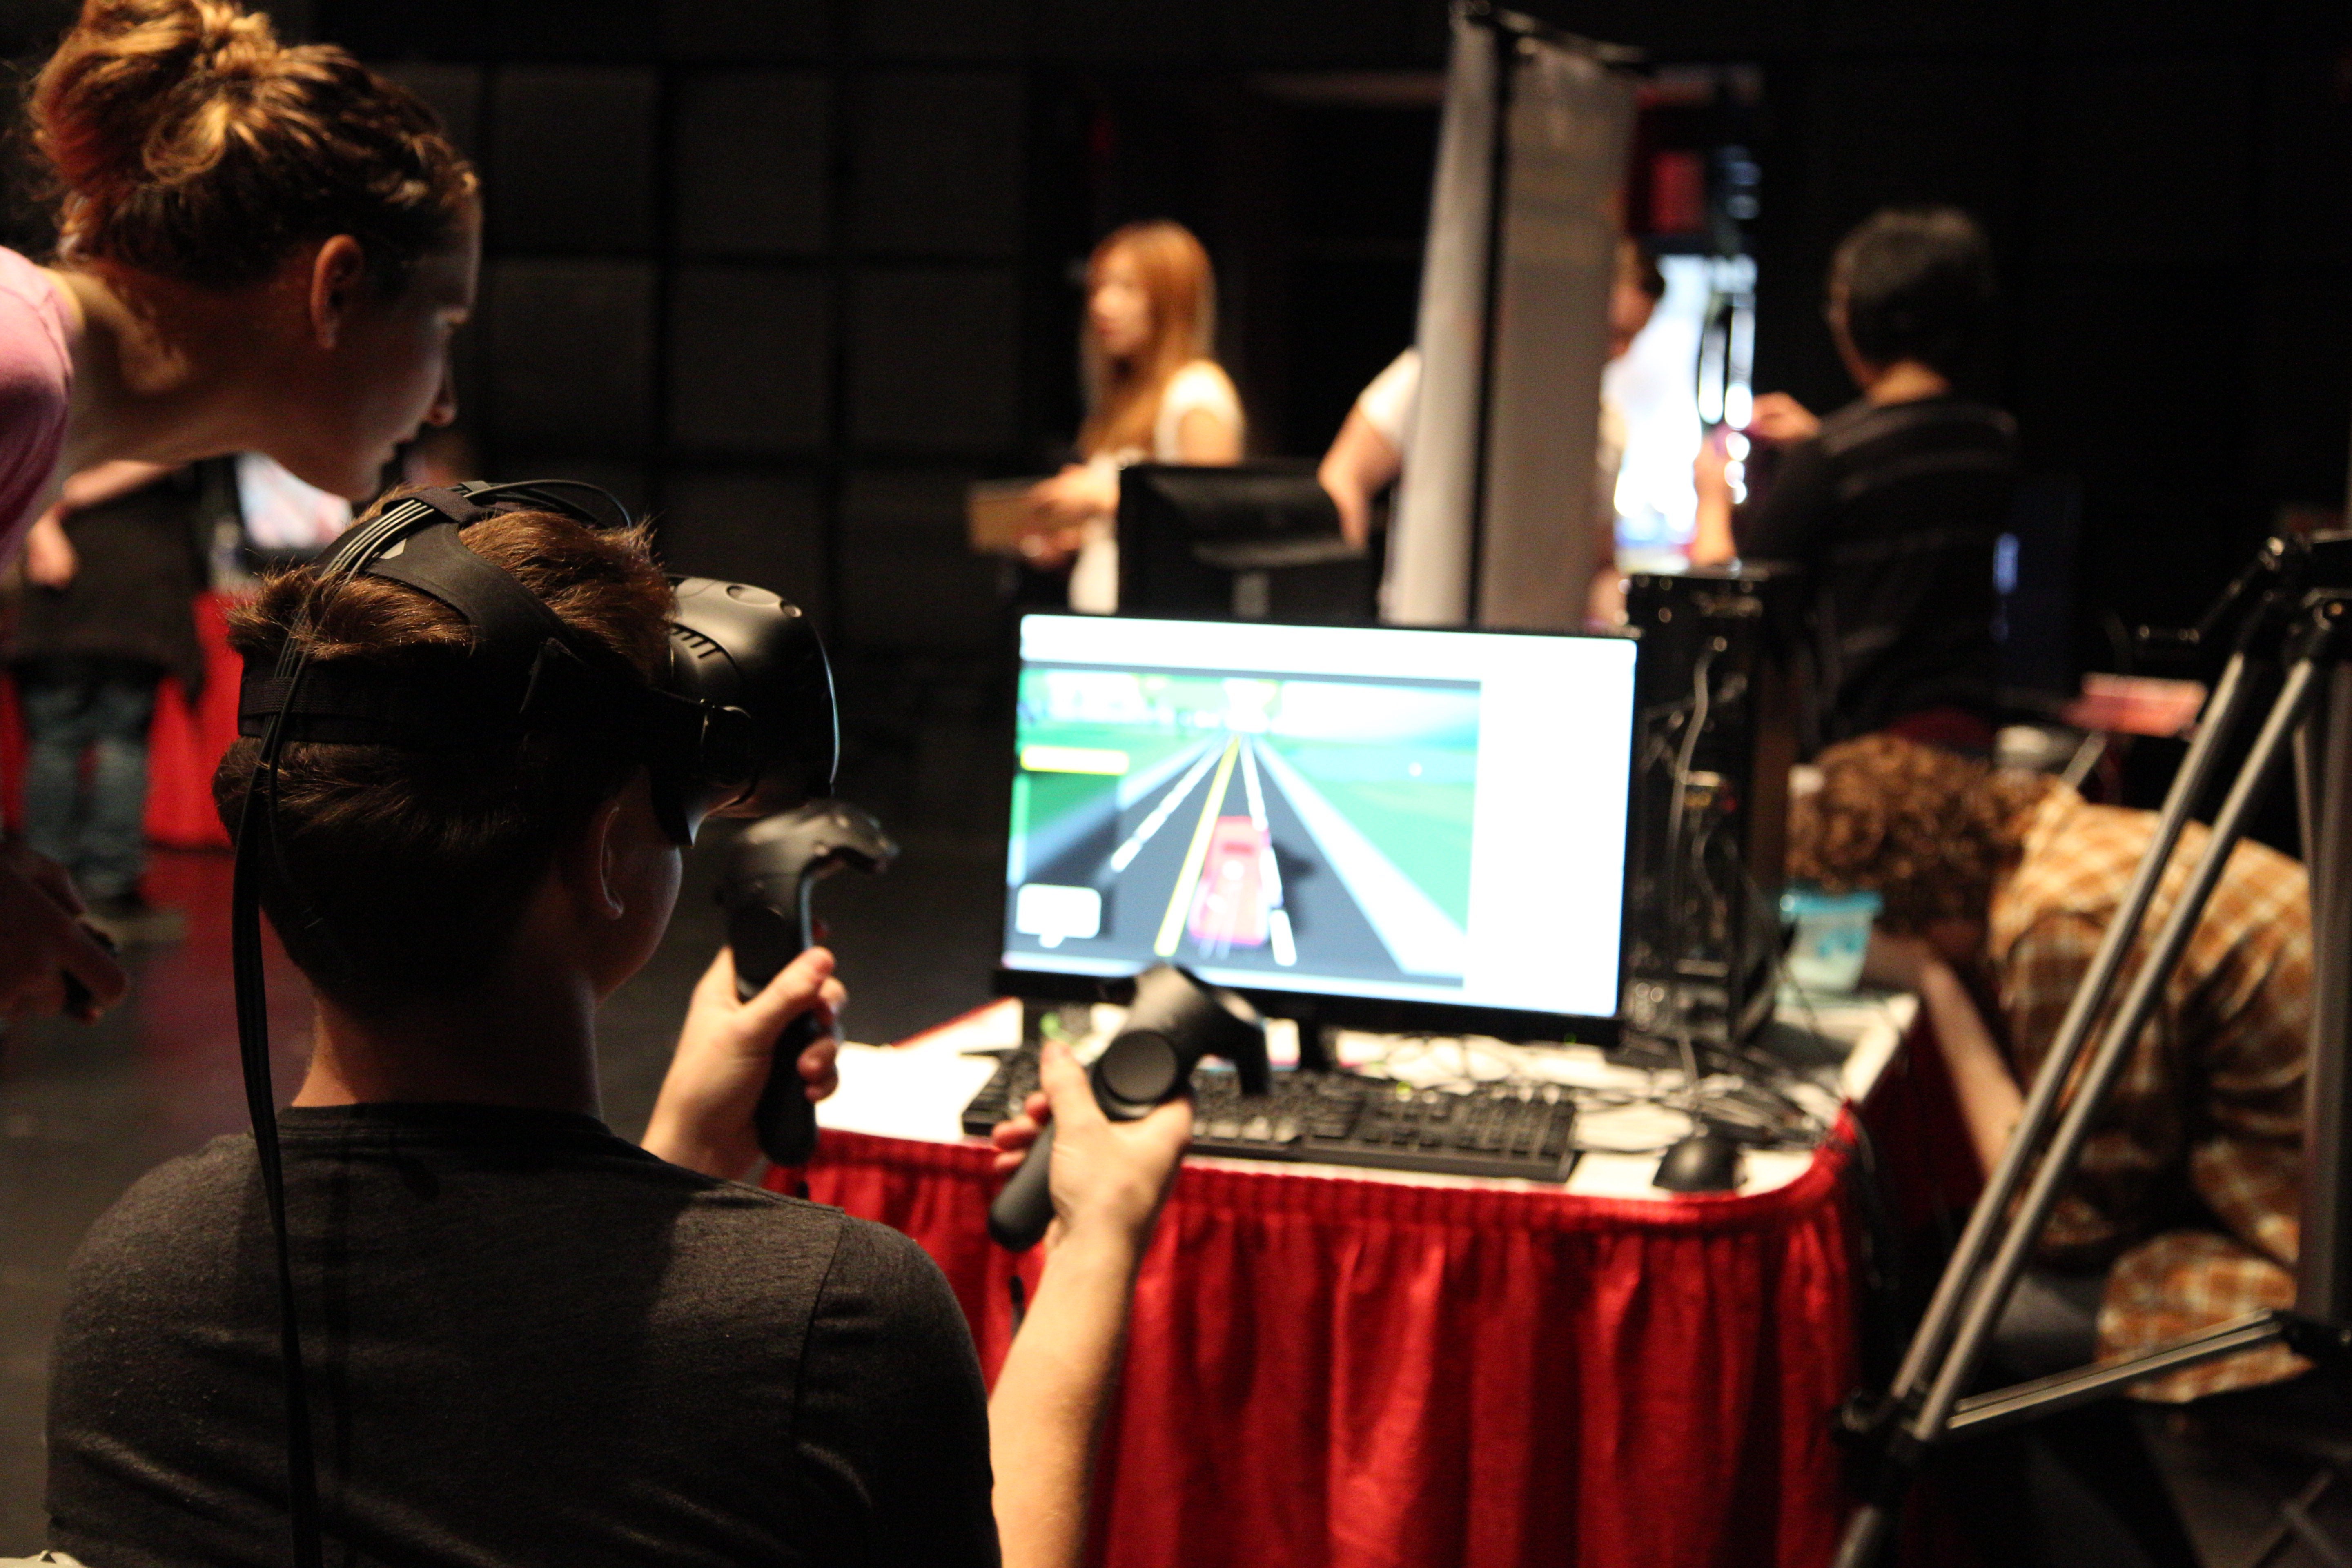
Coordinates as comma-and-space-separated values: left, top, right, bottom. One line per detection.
1653, 1131, 1744, 1193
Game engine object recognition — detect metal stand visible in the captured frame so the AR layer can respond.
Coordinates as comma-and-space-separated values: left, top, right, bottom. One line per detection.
1834, 534, 2352, 1568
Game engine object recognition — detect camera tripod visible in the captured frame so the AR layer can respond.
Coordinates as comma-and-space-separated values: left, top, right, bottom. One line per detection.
1833, 532, 2352, 1567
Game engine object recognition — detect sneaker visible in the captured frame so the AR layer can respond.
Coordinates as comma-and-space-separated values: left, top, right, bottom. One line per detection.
82, 893, 187, 948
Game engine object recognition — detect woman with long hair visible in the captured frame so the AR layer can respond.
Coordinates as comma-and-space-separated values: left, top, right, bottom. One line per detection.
1020, 219, 1243, 612
0, 0, 479, 1018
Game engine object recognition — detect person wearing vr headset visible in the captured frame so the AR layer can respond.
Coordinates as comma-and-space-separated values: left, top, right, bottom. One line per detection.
0, 0, 477, 1023
41, 493, 1192, 1566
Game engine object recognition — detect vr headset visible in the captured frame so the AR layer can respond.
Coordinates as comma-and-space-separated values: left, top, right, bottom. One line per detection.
236, 479, 837, 842
227, 479, 836, 1568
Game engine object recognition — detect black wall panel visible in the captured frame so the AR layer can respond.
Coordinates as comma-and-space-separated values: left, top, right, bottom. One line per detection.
856, 0, 1028, 61
675, 72, 832, 257
669, 267, 833, 452
853, 73, 1027, 257
661, 0, 829, 62
838, 471, 1000, 652
482, 260, 659, 447
849, 269, 1022, 452
487, 67, 660, 254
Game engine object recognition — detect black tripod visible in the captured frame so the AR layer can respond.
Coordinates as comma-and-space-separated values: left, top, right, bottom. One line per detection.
1834, 532, 2352, 1567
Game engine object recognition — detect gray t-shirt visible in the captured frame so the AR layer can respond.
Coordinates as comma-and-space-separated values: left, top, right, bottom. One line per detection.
46, 1103, 998, 1567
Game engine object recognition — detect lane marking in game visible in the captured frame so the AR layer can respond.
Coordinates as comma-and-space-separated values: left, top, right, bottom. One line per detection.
1109, 738, 1221, 874
1154, 736, 1240, 957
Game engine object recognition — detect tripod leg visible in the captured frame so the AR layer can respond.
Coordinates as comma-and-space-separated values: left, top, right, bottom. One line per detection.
1911, 650, 2325, 1439
1833, 652, 2314, 1568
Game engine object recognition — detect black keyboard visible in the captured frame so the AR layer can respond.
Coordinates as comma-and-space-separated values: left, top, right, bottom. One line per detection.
961, 1047, 1578, 1183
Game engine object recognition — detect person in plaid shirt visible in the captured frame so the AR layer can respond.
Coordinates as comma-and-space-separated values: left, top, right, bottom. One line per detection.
1790, 733, 2310, 1403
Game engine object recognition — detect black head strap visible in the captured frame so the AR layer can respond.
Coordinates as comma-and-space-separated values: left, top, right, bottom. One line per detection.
360, 521, 575, 662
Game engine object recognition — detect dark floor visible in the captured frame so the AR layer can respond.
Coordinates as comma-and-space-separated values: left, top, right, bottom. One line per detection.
0, 656, 1011, 1548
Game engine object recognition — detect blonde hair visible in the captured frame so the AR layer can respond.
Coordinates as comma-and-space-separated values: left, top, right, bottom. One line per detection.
1077, 220, 1218, 459
29, 0, 477, 290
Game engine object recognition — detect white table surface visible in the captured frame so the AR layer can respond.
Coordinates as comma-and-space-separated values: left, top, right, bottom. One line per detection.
820, 989, 1917, 1201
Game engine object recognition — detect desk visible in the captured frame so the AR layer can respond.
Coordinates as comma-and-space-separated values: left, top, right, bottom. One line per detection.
774, 995, 1920, 1568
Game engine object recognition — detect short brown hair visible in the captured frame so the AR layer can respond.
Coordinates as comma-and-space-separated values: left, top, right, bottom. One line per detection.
214, 504, 672, 1012
29, 0, 477, 290
1787, 733, 2050, 932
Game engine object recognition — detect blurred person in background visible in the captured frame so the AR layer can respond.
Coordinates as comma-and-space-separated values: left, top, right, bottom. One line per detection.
0, 0, 477, 1018
1318, 238, 1664, 628
7, 461, 219, 944
1019, 220, 1243, 613
1691, 207, 2015, 752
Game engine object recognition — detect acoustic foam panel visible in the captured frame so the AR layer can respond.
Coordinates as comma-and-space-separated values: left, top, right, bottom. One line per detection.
838, 468, 999, 651
675, 72, 833, 258
488, 67, 659, 254
483, 260, 658, 447
669, 267, 832, 453
846, 268, 1020, 453
852, 72, 1025, 258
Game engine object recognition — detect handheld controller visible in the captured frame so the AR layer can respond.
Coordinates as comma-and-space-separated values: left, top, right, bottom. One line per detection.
987, 964, 1267, 1252
716, 800, 898, 1167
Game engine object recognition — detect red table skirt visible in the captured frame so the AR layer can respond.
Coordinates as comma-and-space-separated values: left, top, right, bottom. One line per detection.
0, 591, 238, 848
781, 1123, 1866, 1568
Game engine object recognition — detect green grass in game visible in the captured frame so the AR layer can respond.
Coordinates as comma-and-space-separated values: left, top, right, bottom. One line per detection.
1264, 739, 1476, 929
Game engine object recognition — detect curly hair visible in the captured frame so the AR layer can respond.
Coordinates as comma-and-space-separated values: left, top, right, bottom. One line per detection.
1787, 734, 2051, 932
214, 501, 672, 1012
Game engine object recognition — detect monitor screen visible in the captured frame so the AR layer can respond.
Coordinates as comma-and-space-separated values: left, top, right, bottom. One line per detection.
1001, 614, 1637, 1026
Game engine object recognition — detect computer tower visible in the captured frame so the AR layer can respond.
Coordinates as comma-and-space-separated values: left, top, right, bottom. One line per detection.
1620, 567, 1802, 1049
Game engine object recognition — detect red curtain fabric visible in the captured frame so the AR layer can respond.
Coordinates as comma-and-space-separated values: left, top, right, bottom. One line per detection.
146, 591, 238, 849
0, 591, 237, 846
784, 1123, 1867, 1568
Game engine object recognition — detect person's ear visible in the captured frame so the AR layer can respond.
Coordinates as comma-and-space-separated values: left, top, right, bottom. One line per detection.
557, 796, 630, 922
305, 235, 370, 352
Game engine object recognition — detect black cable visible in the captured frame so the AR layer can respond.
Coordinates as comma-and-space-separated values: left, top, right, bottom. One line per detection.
231, 665, 325, 1568
1664, 645, 1716, 1100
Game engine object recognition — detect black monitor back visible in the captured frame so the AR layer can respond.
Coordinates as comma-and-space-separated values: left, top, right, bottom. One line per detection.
1117, 462, 1374, 623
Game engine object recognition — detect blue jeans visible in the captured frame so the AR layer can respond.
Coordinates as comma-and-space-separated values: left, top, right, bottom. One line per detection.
18, 663, 158, 903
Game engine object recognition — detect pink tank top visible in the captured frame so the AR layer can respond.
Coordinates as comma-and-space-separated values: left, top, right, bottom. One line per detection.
0, 247, 74, 568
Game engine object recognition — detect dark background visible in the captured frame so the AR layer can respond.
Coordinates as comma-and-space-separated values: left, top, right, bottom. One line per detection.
4, 0, 2343, 742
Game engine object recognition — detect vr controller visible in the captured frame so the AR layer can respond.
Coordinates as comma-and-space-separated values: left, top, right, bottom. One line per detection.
716, 801, 898, 1167
987, 964, 1267, 1252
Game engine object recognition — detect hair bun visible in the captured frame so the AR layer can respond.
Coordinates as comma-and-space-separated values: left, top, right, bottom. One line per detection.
30, 0, 284, 206
23, 0, 472, 291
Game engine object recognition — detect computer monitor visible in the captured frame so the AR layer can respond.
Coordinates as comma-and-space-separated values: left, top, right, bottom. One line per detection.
1117, 463, 1372, 624
1000, 613, 1637, 1038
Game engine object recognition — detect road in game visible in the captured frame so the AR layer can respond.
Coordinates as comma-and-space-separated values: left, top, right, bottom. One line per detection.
1008, 670, 1479, 988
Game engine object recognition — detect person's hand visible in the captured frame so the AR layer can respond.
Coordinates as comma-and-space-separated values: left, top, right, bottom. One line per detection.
1745, 392, 1819, 445
990, 1040, 1191, 1251
0, 842, 127, 1019
22, 508, 76, 590
1017, 464, 1118, 567
1861, 927, 1942, 993
641, 945, 846, 1180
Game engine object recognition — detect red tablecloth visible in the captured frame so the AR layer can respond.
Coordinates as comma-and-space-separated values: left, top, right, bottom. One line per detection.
0, 590, 238, 847
779, 1116, 1874, 1568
